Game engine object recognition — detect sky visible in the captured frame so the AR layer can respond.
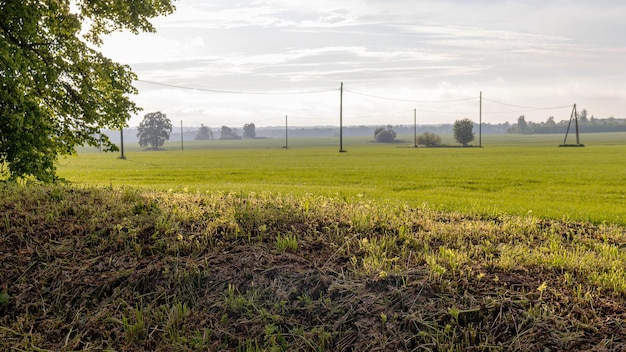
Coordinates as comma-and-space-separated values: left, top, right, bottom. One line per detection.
99, 0, 626, 128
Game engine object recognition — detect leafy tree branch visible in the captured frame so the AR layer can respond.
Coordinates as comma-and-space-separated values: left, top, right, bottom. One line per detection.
0, 0, 175, 182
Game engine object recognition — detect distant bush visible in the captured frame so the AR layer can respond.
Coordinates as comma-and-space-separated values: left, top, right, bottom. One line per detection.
374, 126, 397, 143
416, 132, 442, 147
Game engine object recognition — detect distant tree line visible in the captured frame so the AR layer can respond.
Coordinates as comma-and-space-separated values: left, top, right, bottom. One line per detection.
100, 114, 625, 146
193, 123, 257, 140
508, 111, 626, 134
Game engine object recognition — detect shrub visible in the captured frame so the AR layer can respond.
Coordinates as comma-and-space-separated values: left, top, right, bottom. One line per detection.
416, 132, 442, 147
374, 126, 397, 143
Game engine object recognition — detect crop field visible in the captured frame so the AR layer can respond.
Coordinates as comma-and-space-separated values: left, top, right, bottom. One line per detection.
59, 132, 626, 225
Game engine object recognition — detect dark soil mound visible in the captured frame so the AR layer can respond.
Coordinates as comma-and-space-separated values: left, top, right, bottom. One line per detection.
1, 185, 625, 351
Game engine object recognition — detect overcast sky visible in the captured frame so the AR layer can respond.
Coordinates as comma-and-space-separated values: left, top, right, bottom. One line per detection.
100, 0, 626, 128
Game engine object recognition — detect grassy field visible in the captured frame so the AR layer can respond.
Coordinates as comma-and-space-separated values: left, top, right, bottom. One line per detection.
58, 133, 626, 225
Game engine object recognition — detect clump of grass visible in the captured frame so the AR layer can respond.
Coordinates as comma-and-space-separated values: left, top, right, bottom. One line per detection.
1, 184, 626, 351
275, 233, 298, 253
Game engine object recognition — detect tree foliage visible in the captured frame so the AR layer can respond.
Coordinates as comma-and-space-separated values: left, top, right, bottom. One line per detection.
137, 112, 172, 150
453, 119, 475, 147
195, 124, 213, 140
243, 123, 256, 139
374, 125, 397, 143
416, 132, 442, 147
507, 109, 626, 134
220, 126, 241, 140
507, 115, 533, 134
0, 0, 175, 182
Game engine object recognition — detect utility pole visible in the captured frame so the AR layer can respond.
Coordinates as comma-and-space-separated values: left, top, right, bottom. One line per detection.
339, 82, 346, 152
574, 104, 581, 145
119, 128, 126, 159
413, 108, 417, 148
479, 91, 482, 148
284, 115, 288, 149
180, 120, 184, 151
560, 104, 584, 147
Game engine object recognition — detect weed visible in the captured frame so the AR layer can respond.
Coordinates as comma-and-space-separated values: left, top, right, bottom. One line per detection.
120, 306, 147, 342
276, 233, 298, 253
264, 323, 287, 351
426, 254, 447, 281
239, 339, 262, 352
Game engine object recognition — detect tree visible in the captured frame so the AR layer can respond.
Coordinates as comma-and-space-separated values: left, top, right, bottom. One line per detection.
220, 126, 241, 140
579, 109, 588, 124
416, 132, 442, 147
453, 119, 475, 147
516, 115, 534, 134
243, 123, 256, 139
137, 112, 172, 150
517, 115, 528, 132
0, 1, 175, 182
374, 125, 397, 143
195, 124, 213, 140
507, 115, 533, 134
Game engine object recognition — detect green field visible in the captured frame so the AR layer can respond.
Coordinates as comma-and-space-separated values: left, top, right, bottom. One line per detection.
58, 133, 626, 225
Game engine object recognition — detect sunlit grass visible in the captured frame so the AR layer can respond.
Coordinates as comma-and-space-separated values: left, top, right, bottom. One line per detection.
58, 133, 626, 224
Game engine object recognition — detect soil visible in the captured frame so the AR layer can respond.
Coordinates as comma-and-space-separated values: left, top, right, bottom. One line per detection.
1, 186, 625, 351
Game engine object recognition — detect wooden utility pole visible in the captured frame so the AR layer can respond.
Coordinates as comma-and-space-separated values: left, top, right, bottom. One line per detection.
180, 120, 184, 151
119, 128, 125, 159
479, 91, 482, 147
413, 108, 417, 148
560, 104, 584, 147
574, 105, 581, 145
339, 82, 346, 152
285, 115, 288, 149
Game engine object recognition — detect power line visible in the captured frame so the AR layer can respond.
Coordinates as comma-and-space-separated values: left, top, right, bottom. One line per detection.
136, 79, 576, 119
482, 109, 566, 114
348, 107, 569, 119
345, 109, 416, 120
137, 79, 337, 95
343, 89, 478, 103
344, 88, 572, 114
482, 97, 571, 111
248, 116, 284, 123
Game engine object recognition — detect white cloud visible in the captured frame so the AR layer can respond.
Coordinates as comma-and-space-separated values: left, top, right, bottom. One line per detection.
100, 0, 626, 126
